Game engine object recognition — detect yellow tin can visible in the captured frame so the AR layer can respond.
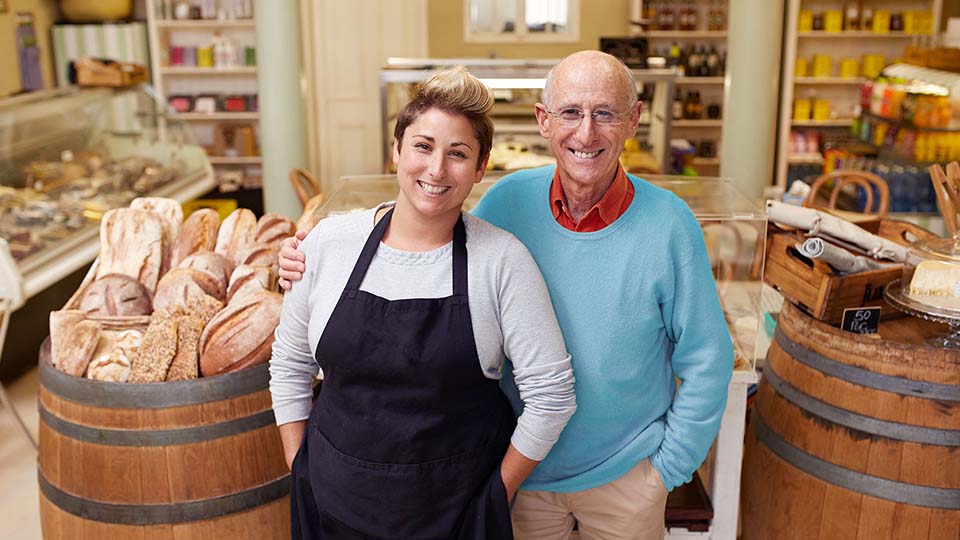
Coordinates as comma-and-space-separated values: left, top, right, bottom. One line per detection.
794, 58, 808, 77
812, 54, 832, 77
824, 10, 843, 33
813, 99, 831, 121
798, 10, 814, 32
793, 99, 812, 120
839, 58, 859, 78
198, 46, 214, 68
872, 10, 890, 33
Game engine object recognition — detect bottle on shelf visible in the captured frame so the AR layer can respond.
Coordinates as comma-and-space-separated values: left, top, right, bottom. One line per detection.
673, 88, 684, 120
668, 42, 683, 72
683, 90, 703, 119
844, 1, 860, 31
685, 44, 701, 76
706, 45, 722, 76
658, 0, 676, 31
644, 0, 658, 31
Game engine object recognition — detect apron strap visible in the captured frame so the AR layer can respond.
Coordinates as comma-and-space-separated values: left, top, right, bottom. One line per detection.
452, 214, 468, 299
344, 208, 469, 299
344, 207, 394, 295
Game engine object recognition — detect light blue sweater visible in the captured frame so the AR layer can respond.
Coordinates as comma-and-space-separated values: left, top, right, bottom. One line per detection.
472, 165, 734, 493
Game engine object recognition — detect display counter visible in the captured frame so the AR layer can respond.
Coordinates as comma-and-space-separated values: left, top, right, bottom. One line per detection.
0, 85, 214, 301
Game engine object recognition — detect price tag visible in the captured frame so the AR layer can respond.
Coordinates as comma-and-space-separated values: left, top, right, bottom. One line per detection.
841, 307, 881, 334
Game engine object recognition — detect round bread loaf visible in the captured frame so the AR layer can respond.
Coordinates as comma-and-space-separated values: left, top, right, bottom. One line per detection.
227, 264, 276, 303
199, 290, 282, 377
78, 274, 152, 316
215, 208, 257, 265
153, 268, 226, 312
255, 213, 296, 246
178, 251, 235, 290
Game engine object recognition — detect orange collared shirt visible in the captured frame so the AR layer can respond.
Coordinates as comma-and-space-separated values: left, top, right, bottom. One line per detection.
550, 165, 635, 232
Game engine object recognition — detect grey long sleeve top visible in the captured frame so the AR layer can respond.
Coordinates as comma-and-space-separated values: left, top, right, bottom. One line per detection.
269, 205, 576, 461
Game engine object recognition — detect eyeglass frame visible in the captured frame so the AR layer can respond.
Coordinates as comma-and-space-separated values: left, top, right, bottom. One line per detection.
542, 106, 634, 128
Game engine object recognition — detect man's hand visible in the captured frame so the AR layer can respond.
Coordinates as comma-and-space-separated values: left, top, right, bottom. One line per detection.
278, 230, 308, 290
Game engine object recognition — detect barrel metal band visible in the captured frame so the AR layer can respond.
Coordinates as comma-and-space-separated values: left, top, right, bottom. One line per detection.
752, 411, 960, 510
38, 471, 290, 525
774, 328, 960, 402
40, 406, 276, 446
38, 353, 270, 409
763, 364, 960, 446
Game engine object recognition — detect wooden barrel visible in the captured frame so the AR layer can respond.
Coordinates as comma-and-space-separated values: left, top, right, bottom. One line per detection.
742, 301, 960, 540
37, 340, 290, 539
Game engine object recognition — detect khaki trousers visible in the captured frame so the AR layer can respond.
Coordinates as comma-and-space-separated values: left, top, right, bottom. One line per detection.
512, 459, 668, 540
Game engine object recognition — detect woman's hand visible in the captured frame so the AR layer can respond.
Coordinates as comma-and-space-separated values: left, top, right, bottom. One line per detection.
278, 230, 309, 290
278, 421, 307, 470
500, 445, 539, 504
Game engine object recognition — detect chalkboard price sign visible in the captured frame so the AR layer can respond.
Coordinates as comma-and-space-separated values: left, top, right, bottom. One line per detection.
841, 307, 881, 334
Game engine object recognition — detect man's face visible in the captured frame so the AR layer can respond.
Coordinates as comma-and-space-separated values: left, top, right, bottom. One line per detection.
535, 57, 641, 189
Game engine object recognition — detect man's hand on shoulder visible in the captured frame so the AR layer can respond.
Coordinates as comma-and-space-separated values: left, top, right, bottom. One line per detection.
277, 230, 308, 290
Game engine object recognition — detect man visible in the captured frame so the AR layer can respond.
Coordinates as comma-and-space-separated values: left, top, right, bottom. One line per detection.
278, 51, 733, 540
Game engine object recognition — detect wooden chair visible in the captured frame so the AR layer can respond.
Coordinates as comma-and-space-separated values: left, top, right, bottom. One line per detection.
803, 170, 890, 218
288, 168, 322, 209
929, 162, 960, 235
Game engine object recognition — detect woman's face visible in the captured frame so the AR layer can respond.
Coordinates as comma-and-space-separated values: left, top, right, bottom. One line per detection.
393, 108, 487, 223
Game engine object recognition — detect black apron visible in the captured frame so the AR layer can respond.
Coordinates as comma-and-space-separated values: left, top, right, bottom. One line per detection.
290, 208, 515, 540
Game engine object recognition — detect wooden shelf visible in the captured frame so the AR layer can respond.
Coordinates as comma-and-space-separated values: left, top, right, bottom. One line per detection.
641, 30, 728, 39
208, 156, 262, 165
794, 77, 867, 85
677, 77, 724, 85
173, 112, 260, 121
673, 119, 723, 127
693, 157, 721, 166
797, 31, 918, 38
156, 19, 255, 29
787, 153, 825, 164
160, 66, 257, 75
791, 119, 853, 127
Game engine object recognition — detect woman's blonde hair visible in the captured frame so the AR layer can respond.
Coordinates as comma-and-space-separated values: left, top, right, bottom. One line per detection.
394, 66, 494, 170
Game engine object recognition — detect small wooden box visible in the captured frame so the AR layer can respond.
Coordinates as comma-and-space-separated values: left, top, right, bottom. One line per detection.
763, 219, 935, 325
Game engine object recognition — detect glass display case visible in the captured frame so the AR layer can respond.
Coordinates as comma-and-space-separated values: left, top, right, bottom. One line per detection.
0, 85, 214, 299
380, 58, 678, 176
306, 173, 766, 374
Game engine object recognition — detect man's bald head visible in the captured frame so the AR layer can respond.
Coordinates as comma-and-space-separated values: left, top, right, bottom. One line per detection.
541, 51, 638, 111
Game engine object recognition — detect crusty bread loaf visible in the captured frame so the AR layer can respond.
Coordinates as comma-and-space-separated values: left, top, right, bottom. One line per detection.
86, 349, 132, 382
78, 274, 152, 316
153, 268, 226, 312
56, 320, 102, 377
238, 242, 279, 273
165, 315, 203, 381
255, 213, 296, 246
49, 310, 86, 369
171, 209, 220, 268
296, 194, 325, 234
178, 251, 235, 290
96, 208, 164, 295
131, 197, 183, 275
227, 264, 276, 302
129, 317, 179, 383
199, 290, 282, 377
215, 208, 257, 265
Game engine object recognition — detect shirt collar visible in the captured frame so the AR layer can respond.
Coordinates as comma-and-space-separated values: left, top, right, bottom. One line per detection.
550, 164, 631, 226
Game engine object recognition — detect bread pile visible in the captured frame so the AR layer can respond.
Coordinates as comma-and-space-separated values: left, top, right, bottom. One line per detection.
48, 198, 293, 382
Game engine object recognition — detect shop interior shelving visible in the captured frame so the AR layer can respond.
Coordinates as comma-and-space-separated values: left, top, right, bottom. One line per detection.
632, 0, 732, 175
380, 58, 677, 174
145, 0, 262, 205
775, 0, 943, 189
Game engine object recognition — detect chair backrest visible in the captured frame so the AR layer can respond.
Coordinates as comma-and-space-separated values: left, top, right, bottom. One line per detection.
803, 170, 890, 217
289, 168, 321, 209
929, 162, 960, 235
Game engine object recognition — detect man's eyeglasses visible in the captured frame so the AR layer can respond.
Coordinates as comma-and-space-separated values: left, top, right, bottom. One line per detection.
546, 108, 631, 128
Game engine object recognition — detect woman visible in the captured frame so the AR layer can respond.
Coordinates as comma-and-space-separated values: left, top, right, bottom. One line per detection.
269, 67, 576, 539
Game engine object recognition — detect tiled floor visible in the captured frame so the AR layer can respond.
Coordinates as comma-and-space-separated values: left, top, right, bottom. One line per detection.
0, 368, 41, 540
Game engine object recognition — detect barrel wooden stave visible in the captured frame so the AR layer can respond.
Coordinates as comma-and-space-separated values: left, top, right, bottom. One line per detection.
742, 302, 960, 540
37, 345, 290, 539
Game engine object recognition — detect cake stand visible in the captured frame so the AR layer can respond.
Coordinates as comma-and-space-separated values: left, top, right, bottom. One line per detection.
885, 279, 960, 349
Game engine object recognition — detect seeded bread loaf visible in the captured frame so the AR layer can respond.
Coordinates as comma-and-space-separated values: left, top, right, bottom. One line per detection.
128, 317, 179, 383
171, 209, 220, 268
199, 290, 282, 377
165, 315, 204, 381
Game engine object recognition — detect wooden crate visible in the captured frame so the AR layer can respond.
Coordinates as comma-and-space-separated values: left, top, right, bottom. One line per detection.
763, 219, 935, 325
